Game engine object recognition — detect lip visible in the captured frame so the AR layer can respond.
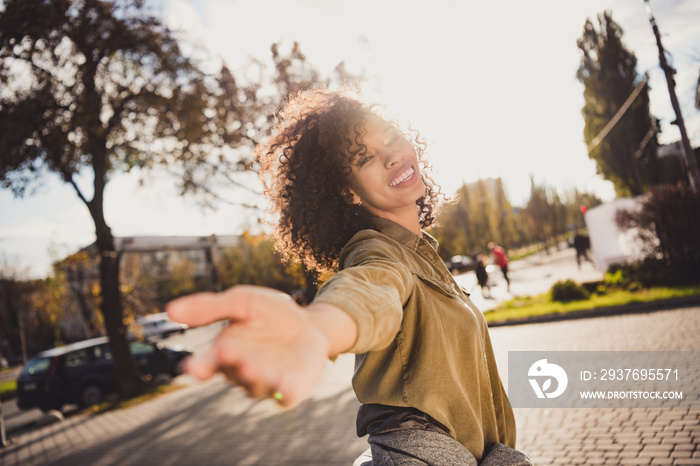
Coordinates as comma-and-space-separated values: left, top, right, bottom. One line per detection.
388, 163, 417, 187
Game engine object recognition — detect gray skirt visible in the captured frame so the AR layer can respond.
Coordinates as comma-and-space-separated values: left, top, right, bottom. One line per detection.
353, 429, 532, 466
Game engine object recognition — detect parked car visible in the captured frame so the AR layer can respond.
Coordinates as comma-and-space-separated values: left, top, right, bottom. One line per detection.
135, 312, 189, 339
447, 255, 476, 273
16, 337, 192, 411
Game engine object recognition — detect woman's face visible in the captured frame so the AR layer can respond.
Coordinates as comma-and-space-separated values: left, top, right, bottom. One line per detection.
345, 115, 426, 225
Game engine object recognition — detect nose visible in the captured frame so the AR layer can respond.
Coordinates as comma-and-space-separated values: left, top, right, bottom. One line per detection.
382, 148, 401, 169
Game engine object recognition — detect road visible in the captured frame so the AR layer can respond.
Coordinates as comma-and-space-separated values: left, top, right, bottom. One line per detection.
1, 307, 697, 465
454, 244, 604, 311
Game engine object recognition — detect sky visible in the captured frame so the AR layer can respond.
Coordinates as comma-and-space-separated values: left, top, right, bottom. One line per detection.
1, 0, 699, 278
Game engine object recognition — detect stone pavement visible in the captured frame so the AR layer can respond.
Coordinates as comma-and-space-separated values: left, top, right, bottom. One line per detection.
2, 306, 697, 465
490, 307, 700, 466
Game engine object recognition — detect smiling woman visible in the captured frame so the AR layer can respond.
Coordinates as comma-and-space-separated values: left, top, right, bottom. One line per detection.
256, 89, 443, 274
166, 88, 531, 464
344, 115, 427, 235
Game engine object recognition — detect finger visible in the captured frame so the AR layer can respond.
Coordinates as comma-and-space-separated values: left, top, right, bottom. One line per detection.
184, 349, 219, 380
217, 354, 272, 400
166, 285, 261, 327
273, 369, 319, 409
213, 337, 287, 401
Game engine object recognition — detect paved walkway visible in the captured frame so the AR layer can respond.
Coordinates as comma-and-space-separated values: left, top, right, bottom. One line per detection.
454, 245, 605, 312
2, 306, 697, 465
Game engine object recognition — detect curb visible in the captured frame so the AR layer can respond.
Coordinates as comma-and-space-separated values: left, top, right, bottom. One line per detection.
487, 294, 700, 327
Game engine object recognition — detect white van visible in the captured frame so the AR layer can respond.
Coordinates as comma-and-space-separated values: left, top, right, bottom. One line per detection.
135, 312, 188, 339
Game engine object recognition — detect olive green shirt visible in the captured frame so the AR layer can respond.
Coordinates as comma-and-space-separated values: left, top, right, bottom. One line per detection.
313, 218, 516, 460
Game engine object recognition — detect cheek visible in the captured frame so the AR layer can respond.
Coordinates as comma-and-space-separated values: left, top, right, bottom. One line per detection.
348, 173, 372, 196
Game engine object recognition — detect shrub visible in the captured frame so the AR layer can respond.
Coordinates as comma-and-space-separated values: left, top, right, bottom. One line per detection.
616, 182, 700, 285
581, 281, 602, 294
604, 268, 628, 287
550, 279, 591, 303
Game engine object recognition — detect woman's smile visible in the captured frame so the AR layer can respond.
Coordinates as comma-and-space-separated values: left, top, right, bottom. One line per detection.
388, 165, 416, 187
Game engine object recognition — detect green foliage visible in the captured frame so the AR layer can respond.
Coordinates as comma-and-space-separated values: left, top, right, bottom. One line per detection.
218, 232, 306, 294
0, 0, 362, 401
550, 279, 591, 303
577, 11, 663, 197
604, 268, 629, 287
486, 284, 700, 323
602, 266, 646, 293
0, 277, 64, 358
0, 0, 266, 202
156, 257, 200, 302
0, 0, 358, 394
432, 176, 602, 259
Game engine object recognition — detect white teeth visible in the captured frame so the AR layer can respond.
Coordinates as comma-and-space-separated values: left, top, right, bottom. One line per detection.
389, 167, 414, 187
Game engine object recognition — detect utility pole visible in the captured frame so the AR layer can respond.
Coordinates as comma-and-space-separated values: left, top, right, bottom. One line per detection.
643, 0, 700, 191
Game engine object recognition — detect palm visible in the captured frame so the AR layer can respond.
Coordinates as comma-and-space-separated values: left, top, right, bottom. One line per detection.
169, 286, 329, 407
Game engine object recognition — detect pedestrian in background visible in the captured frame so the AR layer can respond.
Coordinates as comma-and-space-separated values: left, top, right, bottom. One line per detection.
167, 89, 529, 465
488, 242, 510, 291
475, 253, 491, 298
572, 229, 592, 269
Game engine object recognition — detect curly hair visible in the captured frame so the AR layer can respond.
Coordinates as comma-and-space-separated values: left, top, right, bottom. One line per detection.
257, 88, 444, 274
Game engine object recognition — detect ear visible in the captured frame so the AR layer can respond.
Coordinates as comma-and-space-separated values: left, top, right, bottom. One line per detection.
347, 188, 361, 205
341, 187, 361, 205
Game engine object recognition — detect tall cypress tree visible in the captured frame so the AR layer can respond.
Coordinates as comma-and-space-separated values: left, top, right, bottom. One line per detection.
577, 11, 660, 197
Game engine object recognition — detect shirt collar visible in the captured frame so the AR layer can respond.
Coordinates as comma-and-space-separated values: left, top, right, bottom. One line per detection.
371, 217, 439, 252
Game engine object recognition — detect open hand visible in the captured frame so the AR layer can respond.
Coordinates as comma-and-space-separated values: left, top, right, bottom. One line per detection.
166, 285, 330, 408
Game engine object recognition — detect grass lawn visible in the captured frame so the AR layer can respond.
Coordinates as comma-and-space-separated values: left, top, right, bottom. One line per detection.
1, 379, 17, 401
484, 284, 700, 324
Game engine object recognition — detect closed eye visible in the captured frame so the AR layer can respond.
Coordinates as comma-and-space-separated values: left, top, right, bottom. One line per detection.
358, 155, 374, 166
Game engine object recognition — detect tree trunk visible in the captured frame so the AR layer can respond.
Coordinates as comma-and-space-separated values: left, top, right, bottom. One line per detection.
94, 219, 143, 399
80, 56, 143, 400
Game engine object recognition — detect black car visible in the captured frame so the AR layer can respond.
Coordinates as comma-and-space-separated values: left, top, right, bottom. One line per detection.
16, 337, 192, 411
447, 255, 476, 274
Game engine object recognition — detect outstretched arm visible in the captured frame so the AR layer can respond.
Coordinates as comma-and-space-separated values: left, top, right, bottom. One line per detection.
166, 285, 358, 408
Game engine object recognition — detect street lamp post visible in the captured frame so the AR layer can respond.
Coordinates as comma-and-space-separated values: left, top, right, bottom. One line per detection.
643, 0, 700, 191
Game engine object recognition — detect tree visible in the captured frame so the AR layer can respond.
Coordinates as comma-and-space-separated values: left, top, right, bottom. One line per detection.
0, 260, 64, 363
218, 232, 306, 293
433, 184, 473, 258
577, 11, 660, 197
0, 1, 362, 399
492, 178, 520, 247
523, 176, 552, 247
0, 0, 258, 398
431, 178, 520, 258
616, 182, 700, 284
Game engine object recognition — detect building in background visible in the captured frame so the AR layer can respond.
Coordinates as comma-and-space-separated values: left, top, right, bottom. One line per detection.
56, 235, 240, 341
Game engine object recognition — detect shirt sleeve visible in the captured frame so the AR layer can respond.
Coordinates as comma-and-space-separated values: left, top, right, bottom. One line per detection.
312, 238, 412, 354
